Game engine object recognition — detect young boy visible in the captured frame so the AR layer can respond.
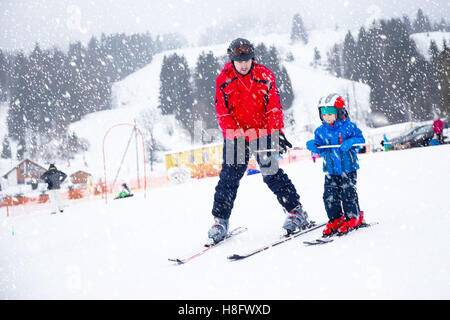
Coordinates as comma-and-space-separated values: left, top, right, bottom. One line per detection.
306, 94, 365, 236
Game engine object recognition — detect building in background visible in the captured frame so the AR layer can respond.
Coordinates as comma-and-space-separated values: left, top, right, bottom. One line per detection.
2, 159, 47, 186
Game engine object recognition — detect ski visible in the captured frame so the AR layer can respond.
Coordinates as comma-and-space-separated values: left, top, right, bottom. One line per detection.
303, 238, 334, 246
303, 222, 379, 246
168, 226, 247, 264
227, 221, 326, 261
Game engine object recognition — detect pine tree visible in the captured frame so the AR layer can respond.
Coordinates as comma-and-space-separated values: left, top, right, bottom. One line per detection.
49, 48, 72, 133
290, 14, 308, 44
1, 136, 11, 159
436, 42, 450, 116
413, 9, 432, 33
158, 53, 194, 133
277, 65, 294, 111
193, 51, 220, 132
16, 136, 26, 161
0, 49, 9, 101
86, 36, 111, 113
66, 41, 89, 122
7, 52, 30, 142
427, 40, 441, 114
312, 47, 321, 68
138, 109, 166, 171
254, 44, 294, 110
342, 31, 357, 80
402, 15, 412, 34
267, 46, 281, 72
28, 43, 51, 135
363, 25, 388, 121
254, 43, 270, 64
27, 134, 39, 160
354, 27, 369, 82
435, 18, 449, 32
158, 55, 176, 115
326, 44, 342, 78
172, 55, 194, 133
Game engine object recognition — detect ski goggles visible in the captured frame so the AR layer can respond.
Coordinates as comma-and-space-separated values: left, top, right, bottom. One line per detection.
320, 107, 337, 115
231, 44, 253, 57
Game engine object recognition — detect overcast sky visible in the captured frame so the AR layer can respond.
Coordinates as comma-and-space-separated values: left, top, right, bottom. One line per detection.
1, 0, 449, 52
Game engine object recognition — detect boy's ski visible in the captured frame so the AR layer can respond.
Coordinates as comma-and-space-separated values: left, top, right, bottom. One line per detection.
168, 226, 247, 265
303, 222, 379, 246
227, 222, 326, 261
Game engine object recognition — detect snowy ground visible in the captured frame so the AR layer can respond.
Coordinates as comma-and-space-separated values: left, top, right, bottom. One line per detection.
1, 144, 449, 300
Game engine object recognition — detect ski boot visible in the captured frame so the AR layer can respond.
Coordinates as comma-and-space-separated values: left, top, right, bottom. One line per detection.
337, 211, 364, 235
322, 214, 345, 237
282, 204, 311, 235
207, 217, 229, 244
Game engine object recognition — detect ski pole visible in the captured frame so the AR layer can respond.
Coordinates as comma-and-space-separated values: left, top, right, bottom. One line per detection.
255, 143, 366, 153
254, 146, 306, 153
317, 143, 366, 149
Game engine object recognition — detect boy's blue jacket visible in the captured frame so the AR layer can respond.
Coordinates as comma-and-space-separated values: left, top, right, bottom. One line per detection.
307, 119, 365, 175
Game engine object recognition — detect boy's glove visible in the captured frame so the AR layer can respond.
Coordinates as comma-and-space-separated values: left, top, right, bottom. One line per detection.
306, 139, 320, 154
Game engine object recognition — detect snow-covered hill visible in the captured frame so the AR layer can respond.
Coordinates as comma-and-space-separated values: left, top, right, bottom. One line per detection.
1, 143, 449, 299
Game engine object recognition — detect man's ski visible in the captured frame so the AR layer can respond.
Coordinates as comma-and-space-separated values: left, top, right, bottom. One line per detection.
303, 238, 334, 246
168, 226, 247, 264
303, 222, 379, 246
227, 222, 326, 261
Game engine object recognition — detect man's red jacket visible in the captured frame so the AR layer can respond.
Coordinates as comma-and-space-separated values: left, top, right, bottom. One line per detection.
215, 61, 284, 141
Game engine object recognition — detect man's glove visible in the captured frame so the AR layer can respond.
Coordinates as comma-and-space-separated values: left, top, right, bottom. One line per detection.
340, 138, 358, 152
272, 131, 292, 154
306, 139, 320, 154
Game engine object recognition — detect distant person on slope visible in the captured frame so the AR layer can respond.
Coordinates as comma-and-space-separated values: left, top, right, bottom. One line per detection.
306, 94, 366, 236
432, 116, 444, 144
114, 183, 133, 199
40, 164, 67, 214
430, 134, 440, 146
381, 133, 390, 151
207, 38, 311, 244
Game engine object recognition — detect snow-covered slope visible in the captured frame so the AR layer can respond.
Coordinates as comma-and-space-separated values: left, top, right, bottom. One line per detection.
1, 144, 449, 299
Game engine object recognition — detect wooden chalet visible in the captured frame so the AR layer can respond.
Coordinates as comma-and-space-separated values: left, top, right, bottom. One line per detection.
2, 159, 47, 185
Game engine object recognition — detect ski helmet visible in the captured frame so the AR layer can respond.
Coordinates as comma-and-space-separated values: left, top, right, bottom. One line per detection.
317, 93, 349, 121
227, 38, 255, 61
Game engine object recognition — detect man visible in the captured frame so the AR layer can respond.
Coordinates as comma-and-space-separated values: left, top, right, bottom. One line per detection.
40, 164, 67, 214
207, 38, 311, 243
